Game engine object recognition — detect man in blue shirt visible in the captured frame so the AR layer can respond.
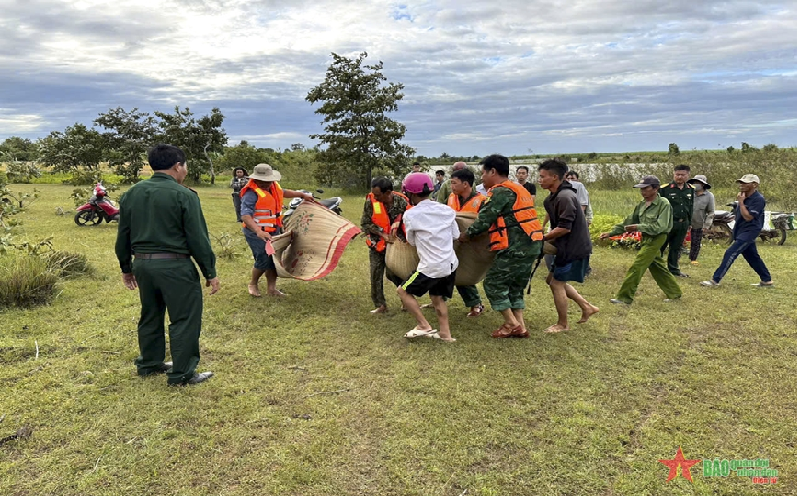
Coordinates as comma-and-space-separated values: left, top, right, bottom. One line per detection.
701, 174, 773, 287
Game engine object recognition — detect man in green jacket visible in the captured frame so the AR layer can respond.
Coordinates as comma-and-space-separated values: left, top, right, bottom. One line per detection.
115, 144, 219, 386
600, 175, 682, 305
436, 161, 468, 205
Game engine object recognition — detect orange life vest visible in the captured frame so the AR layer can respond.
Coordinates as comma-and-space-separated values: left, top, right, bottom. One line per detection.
487, 180, 544, 251
365, 191, 410, 252
239, 179, 284, 233
447, 192, 485, 213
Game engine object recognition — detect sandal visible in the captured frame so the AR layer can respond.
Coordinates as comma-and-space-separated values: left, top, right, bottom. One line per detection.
404, 328, 438, 338
467, 304, 485, 318
491, 324, 529, 339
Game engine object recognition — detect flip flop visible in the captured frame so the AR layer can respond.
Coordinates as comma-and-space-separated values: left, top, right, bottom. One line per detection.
423, 334, 456, 342
404, 328, 438, 338
543, 325, 569, 334
267, 290, 287, 297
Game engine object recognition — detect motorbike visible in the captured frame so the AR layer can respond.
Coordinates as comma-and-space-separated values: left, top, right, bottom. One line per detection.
705, 201, 787, 245
74, 183, 120, 226
282, 189, 343, 221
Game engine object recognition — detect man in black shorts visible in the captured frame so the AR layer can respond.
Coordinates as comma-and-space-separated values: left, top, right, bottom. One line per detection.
396, 173, 460, 342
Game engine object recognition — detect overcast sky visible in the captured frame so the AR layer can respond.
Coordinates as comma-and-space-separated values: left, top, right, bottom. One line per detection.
2, 0, 796, 155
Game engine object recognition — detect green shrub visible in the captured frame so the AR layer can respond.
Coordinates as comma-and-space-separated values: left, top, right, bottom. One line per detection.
212, 232, 242, 260
66, 169, 103, 186
0, 255, 59, 308
5, 162, 42, 183
589, 214, 624, 244
42, 250, 94, 278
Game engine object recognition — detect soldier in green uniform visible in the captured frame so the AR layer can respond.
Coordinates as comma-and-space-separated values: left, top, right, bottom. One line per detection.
115, 144, 219, 386
600, 175, 682, 304
361, 177, 410, 314
660, 165, 694, 277
460, 154, 543, 338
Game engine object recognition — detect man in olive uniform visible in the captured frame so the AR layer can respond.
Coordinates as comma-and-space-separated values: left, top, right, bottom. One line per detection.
115, 144, 219, 386
436, 161, 468, 205
460, 154, 543, 338
362, 176, 410, 314
659, 165, 694, 277
600, 175, 682, 304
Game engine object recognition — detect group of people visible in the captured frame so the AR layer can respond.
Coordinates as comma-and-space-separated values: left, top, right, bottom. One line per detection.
363, 158, 776, 341
362, 155, 601, 341
598, 167, 773, 306
115, 144, 776, 385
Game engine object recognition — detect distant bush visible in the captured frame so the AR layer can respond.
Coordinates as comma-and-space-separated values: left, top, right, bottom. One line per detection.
5, 162, 42, 183
66, 169, 103, 186
0, 255, 59, 309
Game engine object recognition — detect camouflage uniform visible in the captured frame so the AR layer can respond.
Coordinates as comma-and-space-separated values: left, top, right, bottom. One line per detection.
361, 193, 409, 308
466, 187, 542, 312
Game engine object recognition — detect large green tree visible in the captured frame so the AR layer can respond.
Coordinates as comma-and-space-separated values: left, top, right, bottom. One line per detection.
37, 123, 104, 171
217, 142, 275, 173
0, 137, 39, 162
94, 107, 156, 183
306, 52, 414, 188
155, 107, 227, 184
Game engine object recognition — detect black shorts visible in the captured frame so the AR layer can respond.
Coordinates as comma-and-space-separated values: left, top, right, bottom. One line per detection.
401, 270, 456, 299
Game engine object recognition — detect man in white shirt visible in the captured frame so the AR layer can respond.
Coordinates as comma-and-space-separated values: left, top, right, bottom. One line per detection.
397, 173, 459, 342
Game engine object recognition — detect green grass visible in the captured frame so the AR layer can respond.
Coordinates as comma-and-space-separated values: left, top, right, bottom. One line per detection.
2, 184, 796, 495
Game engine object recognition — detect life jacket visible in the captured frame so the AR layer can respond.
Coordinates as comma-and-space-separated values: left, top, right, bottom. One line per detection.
487, 180, 544, 251
447, 192, 485, 214
365, 191, 410, 252
239, 179, 284, 233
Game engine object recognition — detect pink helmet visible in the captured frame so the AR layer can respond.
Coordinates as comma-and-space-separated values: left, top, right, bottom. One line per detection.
402, 172, 434, 194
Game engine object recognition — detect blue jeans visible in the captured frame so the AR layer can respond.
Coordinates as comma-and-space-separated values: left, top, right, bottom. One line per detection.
712, 238, 771, 283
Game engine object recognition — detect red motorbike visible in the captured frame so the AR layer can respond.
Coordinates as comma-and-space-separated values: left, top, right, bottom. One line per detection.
74, 183, 120, 226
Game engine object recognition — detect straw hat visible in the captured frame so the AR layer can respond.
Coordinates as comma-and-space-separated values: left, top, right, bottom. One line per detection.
249, 163, 281, 182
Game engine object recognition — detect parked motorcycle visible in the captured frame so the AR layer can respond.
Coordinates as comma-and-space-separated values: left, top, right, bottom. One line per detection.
705, 201, 787, 245
74, 183, 120, 226
282, 189, 343, 221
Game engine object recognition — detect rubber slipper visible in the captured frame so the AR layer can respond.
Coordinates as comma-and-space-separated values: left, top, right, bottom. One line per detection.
543, 325, 569, 334
423, 334, 456, 342
404, 328, 438, 338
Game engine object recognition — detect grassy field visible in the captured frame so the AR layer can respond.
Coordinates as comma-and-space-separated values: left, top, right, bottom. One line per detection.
1, 184, 796, 495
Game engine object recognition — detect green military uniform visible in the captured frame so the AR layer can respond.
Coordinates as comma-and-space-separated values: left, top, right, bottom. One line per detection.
115, 173, 217, 385
449, 191, 483, 309
361, 192, 409, 308
660, 182, 694, 275
608, 194, 682, 303
466, 184, 542, 312
436, 179, 453, 205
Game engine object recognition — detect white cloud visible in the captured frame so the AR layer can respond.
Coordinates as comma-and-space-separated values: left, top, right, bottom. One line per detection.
1, 0, 796, 153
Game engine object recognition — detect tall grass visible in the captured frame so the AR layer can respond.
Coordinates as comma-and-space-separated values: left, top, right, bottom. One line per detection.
0, 255, 59, 308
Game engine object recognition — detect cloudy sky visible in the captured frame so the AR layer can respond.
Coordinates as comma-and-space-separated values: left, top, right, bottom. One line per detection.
2, 0, 796, 155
